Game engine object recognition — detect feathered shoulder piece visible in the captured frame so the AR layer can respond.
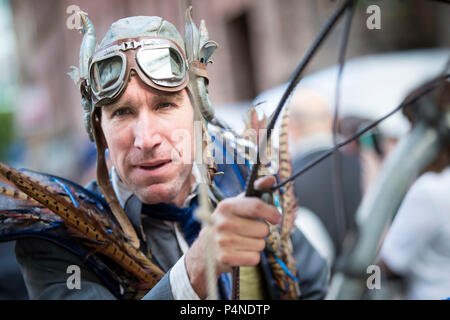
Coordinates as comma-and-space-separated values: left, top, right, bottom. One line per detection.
0, 162, 164, 296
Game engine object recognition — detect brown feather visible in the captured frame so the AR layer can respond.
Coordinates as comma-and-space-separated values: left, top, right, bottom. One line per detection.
0, 162, 164, 288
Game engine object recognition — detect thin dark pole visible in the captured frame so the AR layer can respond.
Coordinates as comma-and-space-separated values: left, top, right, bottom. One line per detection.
273, 74, 450, 191
245, 0, 355, 198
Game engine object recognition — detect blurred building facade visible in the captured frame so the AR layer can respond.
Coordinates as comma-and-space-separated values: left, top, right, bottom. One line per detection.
5, 0, 450, 182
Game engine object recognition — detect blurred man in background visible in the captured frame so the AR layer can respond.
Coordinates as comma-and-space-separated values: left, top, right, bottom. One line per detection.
288, 89, 363, 266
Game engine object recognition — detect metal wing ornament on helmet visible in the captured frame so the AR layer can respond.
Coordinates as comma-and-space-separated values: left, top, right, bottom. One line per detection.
185, 6, 218, 123
184, 6, 220, 186
68, 12, 97, 141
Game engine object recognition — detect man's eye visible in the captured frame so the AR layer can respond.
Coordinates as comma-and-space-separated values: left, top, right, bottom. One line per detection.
112, 108, 132, 117
156, 102, 176, 110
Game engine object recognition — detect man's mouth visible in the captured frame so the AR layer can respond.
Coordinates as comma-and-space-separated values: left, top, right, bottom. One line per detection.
137, 160, 172, 171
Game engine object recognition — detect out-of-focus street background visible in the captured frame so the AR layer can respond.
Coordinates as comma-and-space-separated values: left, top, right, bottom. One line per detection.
0, 0, 449, 299
1, 0, 448, 182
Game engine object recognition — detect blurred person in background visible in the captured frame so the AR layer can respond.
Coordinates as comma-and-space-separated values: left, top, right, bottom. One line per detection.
339, 116, 401, 194
378, 81, 450, 300
288, 89, 362, 267
379, 166, 450, 300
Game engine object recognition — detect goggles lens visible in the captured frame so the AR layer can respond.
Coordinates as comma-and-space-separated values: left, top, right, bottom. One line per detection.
90, 55, 124, 96
88, 38, 188, 105
137, 47, 185, 85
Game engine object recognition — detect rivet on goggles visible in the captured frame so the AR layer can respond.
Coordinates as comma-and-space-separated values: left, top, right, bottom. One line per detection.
88, 37, 189, 106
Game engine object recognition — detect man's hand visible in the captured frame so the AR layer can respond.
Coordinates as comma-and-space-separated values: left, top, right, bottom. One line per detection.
185, 176, 280, 298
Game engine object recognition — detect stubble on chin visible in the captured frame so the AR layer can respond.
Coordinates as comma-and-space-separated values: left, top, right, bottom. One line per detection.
131, 164, 194, 206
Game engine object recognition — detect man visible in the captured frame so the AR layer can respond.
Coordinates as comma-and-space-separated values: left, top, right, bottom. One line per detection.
380, 166, 450, 300
288, 89, 362, 263
12, 12, 328, 300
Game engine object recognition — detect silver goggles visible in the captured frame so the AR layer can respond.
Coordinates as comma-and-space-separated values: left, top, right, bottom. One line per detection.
88, 37, 189, 106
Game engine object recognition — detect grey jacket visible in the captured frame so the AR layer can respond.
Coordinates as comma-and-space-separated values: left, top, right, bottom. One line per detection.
15, 181, 329, 300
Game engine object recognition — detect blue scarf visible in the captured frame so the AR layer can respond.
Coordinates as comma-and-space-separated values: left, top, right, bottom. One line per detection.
141, 197, 200, 246
141, 196, 231, 299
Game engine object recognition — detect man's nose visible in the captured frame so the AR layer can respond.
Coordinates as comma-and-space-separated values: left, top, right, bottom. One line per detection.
133, 111, 162, 151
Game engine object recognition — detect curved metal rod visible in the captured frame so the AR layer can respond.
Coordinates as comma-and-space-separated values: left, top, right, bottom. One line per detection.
244, 0, 355, 198
326, 120, 444, 300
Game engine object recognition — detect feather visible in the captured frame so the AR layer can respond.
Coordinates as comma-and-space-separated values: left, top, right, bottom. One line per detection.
1, 183, 39, 203
240, 106, 300, 299
243, 106, 268, 144
278, 107, 297, 237
277, 107, 301, 299
0, 162, 164, 290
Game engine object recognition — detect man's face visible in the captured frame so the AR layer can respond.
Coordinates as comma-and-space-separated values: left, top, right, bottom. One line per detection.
100, 76, 195, 206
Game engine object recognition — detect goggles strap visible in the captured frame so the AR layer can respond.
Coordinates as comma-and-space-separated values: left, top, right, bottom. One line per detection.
201, 119, 219, 184
189, 61, 209, 83
92, 111, 141, 249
